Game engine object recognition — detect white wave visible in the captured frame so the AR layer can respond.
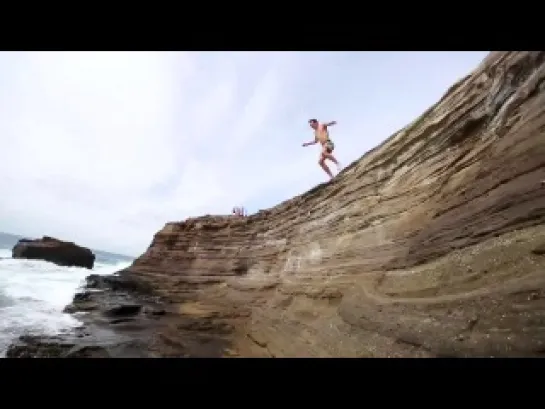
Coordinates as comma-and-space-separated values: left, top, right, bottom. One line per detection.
0, 250, 132, 357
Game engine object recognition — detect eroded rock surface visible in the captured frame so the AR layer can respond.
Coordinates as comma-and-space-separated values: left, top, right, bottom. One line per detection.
9, 51, 545, 357
12, 236, 95, 269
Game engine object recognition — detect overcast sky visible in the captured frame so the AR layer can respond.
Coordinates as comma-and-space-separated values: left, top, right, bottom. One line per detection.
0, 51, 488, 256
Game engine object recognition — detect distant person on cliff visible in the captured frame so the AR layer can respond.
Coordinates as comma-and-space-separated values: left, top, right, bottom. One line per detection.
302, 118, 342, 180
232, 206, 246, 216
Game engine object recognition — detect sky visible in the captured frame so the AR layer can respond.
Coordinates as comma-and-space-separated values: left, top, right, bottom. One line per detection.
0, 51, 488, 257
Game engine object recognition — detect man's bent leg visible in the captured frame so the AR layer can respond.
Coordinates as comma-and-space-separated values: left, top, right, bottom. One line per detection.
322, 143, 339, 163
322, 150, 339, 164
323, 147, 342, 172
319, 156, 334, 179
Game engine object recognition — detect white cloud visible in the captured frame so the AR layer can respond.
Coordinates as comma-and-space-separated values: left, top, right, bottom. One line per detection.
0, 51, 488, 256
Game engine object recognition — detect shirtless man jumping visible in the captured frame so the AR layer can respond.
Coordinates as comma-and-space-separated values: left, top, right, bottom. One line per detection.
302, 118, 342, 179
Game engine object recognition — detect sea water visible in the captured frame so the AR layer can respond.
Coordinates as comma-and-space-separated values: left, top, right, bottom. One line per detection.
0, 233, 133, 356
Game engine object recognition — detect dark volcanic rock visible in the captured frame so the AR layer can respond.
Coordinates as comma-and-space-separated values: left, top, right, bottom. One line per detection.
6, 336, 77, 358
12, 236, 95, 269
6, 271, 200, 358
8, 269, 231, 358
86, 273, 153, 293
103, 304, 142, 317
5, 334, 150, 358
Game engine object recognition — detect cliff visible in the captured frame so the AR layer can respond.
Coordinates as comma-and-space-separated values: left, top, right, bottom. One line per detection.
118, 51, 545, 357
8, 51, 545, 357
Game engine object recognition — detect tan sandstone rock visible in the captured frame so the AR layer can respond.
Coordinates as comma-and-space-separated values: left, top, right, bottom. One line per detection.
122, 51, 545, 357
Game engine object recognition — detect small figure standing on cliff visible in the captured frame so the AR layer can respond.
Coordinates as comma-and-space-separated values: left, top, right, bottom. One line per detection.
232, 206, 246, 216
302, 118, 342, 179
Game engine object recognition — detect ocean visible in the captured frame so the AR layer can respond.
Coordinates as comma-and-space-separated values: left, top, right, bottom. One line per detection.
0, 232, 133, 357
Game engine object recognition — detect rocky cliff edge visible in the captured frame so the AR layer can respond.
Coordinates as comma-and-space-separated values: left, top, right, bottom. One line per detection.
9, 51, 545, 357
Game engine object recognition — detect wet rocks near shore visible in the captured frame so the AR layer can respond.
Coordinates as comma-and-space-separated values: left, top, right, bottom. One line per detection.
6, 272, 229, 357
6, 273, 161, 358
7, 334, 111, 358
12, 236, 95, 269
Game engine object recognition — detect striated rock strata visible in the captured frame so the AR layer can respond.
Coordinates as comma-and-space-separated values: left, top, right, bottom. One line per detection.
12, 236, 95, 269
8, 51, 545, 357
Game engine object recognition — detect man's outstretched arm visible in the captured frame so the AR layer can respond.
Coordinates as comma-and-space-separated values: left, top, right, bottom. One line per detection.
323, 120, 337, 127
302, 140, 317, 147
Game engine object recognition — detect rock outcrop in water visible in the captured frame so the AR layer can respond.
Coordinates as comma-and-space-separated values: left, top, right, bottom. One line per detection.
12, 236, 95, 269
8, 51, 545, 357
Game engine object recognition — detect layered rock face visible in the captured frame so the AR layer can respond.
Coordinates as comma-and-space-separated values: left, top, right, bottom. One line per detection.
9, 51, 545, 358
116, 51, 545, 357
12, 236, 95, 269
